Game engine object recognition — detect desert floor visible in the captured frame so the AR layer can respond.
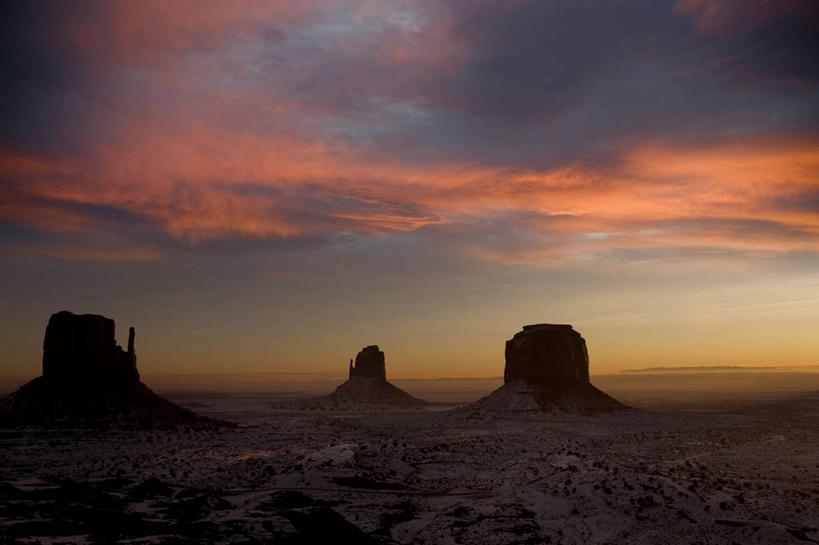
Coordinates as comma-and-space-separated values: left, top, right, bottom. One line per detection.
1, 388, 818, 544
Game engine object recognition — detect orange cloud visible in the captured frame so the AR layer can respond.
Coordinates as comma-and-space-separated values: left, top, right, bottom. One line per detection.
2, 124, 817, 262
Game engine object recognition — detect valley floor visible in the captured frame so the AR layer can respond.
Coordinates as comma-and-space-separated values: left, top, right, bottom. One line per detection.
1, 394, 818, 544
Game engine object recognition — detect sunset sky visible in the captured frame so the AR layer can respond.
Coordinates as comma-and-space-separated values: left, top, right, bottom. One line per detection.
1, 1, 818, 382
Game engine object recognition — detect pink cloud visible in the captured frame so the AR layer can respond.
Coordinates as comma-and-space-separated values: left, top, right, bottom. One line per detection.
2, 2, 817, 264
2, 131, 817, 262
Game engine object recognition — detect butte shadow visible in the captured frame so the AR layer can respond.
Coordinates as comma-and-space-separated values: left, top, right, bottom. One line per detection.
469, 324, 627, 413
319, 345, 429, 408
0, 311, 231, 429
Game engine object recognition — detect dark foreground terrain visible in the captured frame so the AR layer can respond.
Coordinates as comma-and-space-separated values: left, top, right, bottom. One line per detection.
1, 390, 818, 544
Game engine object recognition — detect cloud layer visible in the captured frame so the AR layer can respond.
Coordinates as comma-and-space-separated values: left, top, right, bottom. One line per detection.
1, 0, 817, 263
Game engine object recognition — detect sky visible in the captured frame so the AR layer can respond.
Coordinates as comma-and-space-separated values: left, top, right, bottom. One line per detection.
1, 0, 818, 382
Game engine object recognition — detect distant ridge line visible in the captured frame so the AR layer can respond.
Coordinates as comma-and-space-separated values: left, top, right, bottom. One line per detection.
620, 365, 778, 373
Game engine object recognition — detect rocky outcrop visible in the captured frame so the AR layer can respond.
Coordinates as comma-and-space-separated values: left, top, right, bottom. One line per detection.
0, 311, 230, 428
42, 311, 138, 385
472, 324, 626, 413
504, 324, 589, 387
349, 345, 386, 379
324, 346, 427, 407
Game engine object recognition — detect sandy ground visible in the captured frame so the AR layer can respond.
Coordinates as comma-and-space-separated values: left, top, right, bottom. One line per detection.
1, 391, 818, 544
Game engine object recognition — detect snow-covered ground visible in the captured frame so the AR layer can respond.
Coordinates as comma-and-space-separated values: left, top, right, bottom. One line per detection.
1, 391, 818, 544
